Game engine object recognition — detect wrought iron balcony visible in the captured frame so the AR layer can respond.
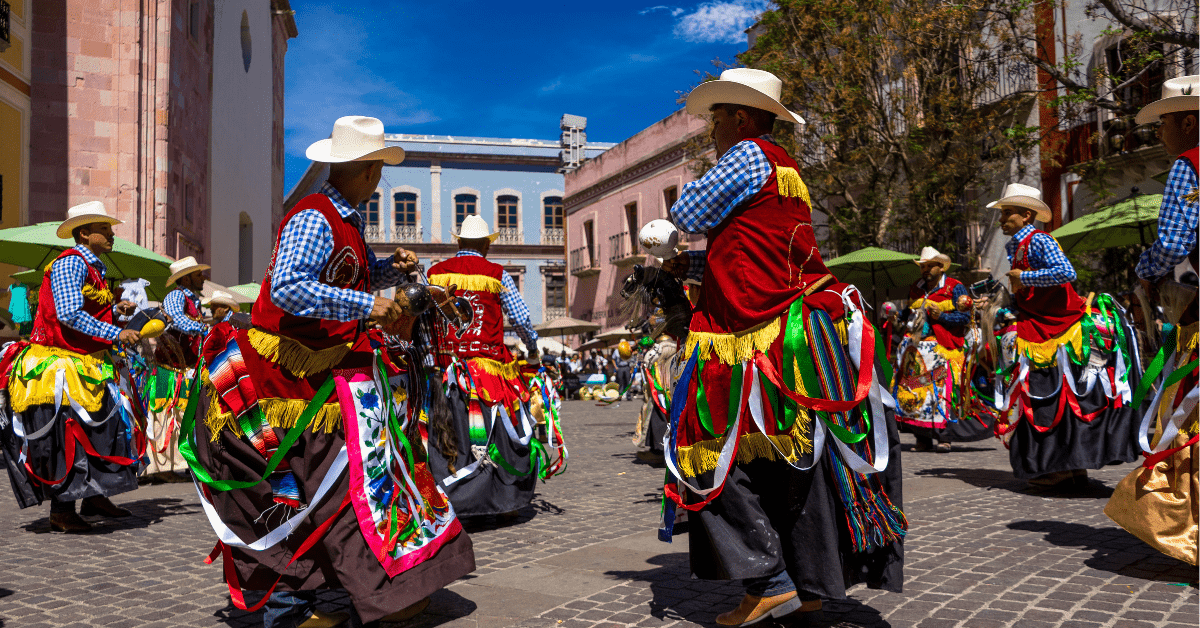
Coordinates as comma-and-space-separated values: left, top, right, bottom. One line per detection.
569, 247, 600, 277
608, 232, 642, 267
496, 227, 522, 245
393, 224, 422, 243
363, 224, 385, 242
541, 227, 564, 245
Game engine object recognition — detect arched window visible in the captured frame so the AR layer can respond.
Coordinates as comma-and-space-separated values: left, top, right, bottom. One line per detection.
455, 193, 477, 227
394, 192, 417, 227
358, 193, 380, 227
543, 196, 563, 229
238, 212, 253, 284
497, 195, 519, 230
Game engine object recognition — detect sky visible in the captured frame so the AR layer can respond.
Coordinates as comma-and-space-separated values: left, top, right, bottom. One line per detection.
282, 0, 768, 192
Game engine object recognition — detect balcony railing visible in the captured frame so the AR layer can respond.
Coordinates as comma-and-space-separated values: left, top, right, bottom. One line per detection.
608, 232, 642, 267
0, 1, 10, 51
496, 227, 522, 245
393, 224, 422, 243
541, 227, 564, 245
364, 224, 385, 242
543, 306, 566, 322
569, 246, 600, 277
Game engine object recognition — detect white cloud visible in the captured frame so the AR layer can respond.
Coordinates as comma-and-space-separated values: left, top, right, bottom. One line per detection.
639, 5, 685, 16
673, 1, 769, 44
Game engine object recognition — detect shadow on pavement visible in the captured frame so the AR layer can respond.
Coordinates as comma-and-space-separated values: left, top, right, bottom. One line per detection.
396, 588, 479, 628
19, 497, 199, 534
912, 467, 1116, 498
460, 498, 566, 533
1008, 520, 1199, 585
821, 596, 893, 627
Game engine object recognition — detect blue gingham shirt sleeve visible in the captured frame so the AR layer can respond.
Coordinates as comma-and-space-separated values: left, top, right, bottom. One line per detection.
500, 271, 539, 356
1137, 157, 1198, 281
163, 289, 206, 335
683, 250, 707, 282
935, 282, 970, 328
669, 137, 772, 234
270, 209, 375, 321
1021, 230, 1077, 287
51, 248, 120, 342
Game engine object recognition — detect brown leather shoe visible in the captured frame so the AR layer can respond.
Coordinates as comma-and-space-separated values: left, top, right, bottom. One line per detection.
80, 495, 132, 517
49, 510, 92, 533
381, 596, 430, 622
716, 591, 801, 626
297, 609, 348, 628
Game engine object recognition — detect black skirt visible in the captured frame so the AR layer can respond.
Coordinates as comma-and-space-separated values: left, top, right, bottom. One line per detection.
686, 409, 904, 599
426, 386, 537, 517
646, 403, 669, 455
1007, 356, 1140, 480
0, 396, 139, 508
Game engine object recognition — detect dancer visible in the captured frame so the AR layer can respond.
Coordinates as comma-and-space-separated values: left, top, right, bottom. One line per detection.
635, 334, 677, 465
895, 247, 992, 451
0, 201, 142, 532
662, 68, 904, 626
991, 183, 1140, 488
182, 116, 474, 627
426, 214, 565, 518
204, 290, 241, 324
1106, 75, 1198, 565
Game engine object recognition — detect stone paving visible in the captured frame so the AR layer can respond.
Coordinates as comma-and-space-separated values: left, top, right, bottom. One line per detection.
0, 399, 1195, 628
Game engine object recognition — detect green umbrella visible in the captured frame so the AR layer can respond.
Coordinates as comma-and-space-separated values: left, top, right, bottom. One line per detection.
0, 222, 175, 300
824, 246, 921, 291
1051, 193, 1162, 254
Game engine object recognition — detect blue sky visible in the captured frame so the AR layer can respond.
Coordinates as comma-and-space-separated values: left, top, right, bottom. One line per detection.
283, 0, 767, 191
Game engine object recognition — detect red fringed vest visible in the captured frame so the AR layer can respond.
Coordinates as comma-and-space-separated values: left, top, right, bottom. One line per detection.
30, 248, 114, 355
428, 255, 510, 362
909, 276, 967, 350
1011, 229, 1085, 343
690, 138, 834, 335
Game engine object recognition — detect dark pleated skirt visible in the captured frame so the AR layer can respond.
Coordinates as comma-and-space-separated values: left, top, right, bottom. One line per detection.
192, 389, 476, 623
1007, 358, 1140, 480
0, 396, 139, 509
646, 403, 669, 455
686, 408, 904, 599
906, 412, 995, 444
426, 387, 537, 517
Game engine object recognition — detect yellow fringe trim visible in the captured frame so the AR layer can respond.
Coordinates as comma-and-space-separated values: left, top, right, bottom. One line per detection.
469, 357, 522, 379
9, 345, 111, 413
686, 318, 781, 366
675, 420, 813, 478
1016, 321, 1083, 365
909, 298, 955, 312
247, 328, 351, 379
45, 261, 115, 305
429, 273, 506, 294
203, 388, 343, 440
775, 165, 813, 209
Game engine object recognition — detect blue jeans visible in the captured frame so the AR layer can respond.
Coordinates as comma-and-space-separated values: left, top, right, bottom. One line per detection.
261, 591, 371, 628
744, 571, 796, 597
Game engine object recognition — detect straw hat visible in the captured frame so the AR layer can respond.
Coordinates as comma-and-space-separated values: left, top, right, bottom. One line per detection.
914, 246, 952, 270
57, 201, 122, 239
454, 214, 499, 242
685, 68, 806, 126
304, 116, 406, 165
203, 290, 239, 310
987, 183, 1052, 223
1135, 75, 1199, 125
167, 256, 211, 287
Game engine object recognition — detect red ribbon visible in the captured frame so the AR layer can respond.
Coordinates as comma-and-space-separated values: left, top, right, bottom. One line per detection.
206, 490, 352, 612
1142, 435, 1199, 469
752, 319, 876, 413
23, 417, 139, 486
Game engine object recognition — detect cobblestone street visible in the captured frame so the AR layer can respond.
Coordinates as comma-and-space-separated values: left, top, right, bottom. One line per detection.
0, 400, 1195, 628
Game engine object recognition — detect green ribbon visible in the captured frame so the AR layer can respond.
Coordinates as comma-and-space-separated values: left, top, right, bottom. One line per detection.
487, 439, 550, 479
17, 351, 114, 386
726, 362, 744, 437
1133, 325, 1178, 408
178, 359, 337, 492
789, 301, 869, 445
695, 358, 715, 437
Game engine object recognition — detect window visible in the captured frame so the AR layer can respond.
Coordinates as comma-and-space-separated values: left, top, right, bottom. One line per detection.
508, 272, 521, 293
358, 193, 380, 227
624, 202, 638, 249
545, 271, 565, 308
455, 194, 477, 226
663, 186, 678, 217
584, 219, 595, 264
497, 195, 519, 230
238, 213, 253, 284
394, 192, 417, 227
543, 196, 563, 229
184, 182, 194, 224
189, 1, 201, 39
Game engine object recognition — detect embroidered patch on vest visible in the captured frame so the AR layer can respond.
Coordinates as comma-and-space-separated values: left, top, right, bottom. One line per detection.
324, 245, 361, 287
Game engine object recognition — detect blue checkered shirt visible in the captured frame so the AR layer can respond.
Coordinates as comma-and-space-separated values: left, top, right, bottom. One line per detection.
453, 250, 539, 355
51, 245, 120, 342
270, 182, 408, 321
163, 286, 205, 335
1136, 156, 1198, 281
670, 135, 774, 281
913, 275, 969, 331
1005, 225, 1077, 287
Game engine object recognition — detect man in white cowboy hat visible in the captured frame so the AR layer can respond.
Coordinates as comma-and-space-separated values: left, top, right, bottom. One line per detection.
0, 201, 142, 532
895, 247, 986, 452
204, 290, 241, 323
184, 116, 473, 628
1106, 75, 1199, 566
159, 256, 211, 365
991, 183, 1140, 489
423, 213, 547, 518
660, 68, 905, 626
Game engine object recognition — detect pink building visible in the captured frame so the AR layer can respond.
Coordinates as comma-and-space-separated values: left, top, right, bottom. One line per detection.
564, 109, 711, 333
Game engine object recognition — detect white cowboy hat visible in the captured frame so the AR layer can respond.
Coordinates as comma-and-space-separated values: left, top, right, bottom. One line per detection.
685, 68, 806, 126
453, 214, 499, 242
914, 246, 952, 269
304, 116, 406, 165
167, 256, 211, 287
1135, 75, 1200, 125
987, 183, 1052, 223
203, 290, 240, 310
57, 201, 123, 239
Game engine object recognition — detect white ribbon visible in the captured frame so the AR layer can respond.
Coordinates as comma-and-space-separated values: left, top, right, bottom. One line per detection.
1136, 352, 1199, 456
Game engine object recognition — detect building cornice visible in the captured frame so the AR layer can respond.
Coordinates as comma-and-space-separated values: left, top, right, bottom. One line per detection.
367, 242, 567, 259
563, 135, 704, 215
400, 150, 560, 169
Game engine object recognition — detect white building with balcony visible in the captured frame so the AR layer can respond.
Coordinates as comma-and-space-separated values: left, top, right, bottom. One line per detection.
285, 133, 613, 326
